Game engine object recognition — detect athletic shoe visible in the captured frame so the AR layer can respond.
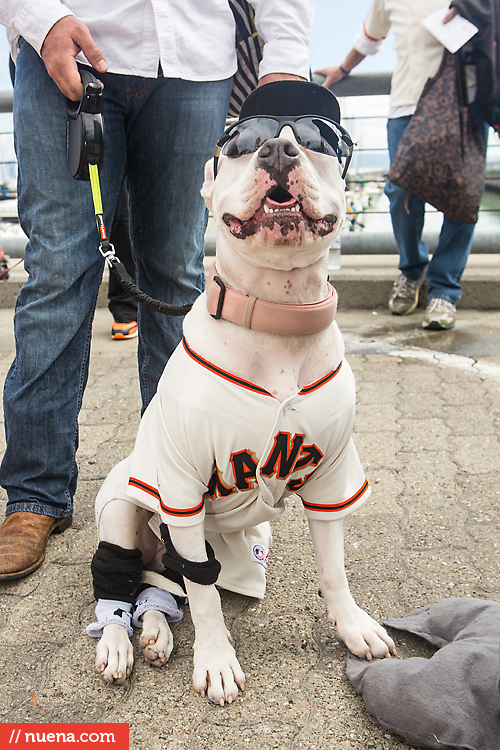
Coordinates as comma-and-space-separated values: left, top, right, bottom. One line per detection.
388, 271, 426, 315
111, 321, 138, 340
421, 298, 456, 330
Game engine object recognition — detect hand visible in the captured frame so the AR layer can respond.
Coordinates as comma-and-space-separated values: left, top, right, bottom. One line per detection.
257, 73, 307, 87
41, 15, 108, 100
443, 7, 459, 23
314, 65, 346, 89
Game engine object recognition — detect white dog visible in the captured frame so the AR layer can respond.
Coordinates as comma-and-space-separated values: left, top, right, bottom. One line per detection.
87, 81, 396, 705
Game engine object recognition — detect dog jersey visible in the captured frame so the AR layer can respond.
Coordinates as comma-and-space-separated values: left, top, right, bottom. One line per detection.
101, 337, 370, 534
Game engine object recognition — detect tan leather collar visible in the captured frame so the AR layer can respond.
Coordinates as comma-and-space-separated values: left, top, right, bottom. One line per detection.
205, 263, 337, 335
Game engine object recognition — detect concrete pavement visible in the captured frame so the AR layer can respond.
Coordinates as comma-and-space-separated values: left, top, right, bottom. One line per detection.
0, 302, 499, 750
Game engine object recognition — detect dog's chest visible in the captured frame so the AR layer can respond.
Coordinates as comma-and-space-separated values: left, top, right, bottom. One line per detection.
183, 298, 344, 402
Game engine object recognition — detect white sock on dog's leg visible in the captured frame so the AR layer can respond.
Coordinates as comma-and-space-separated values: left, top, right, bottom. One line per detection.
131, 586, 184, 627
86, 599, 133, 638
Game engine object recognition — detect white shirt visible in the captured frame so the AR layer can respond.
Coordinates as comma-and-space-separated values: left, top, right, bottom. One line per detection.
352, 0, 450, 115
0, 0, 313, 82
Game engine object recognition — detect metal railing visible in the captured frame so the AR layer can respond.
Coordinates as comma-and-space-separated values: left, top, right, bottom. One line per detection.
0, 77, 498, 257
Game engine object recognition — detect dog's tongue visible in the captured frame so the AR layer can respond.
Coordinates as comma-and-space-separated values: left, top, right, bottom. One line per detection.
265, 196, 297, 211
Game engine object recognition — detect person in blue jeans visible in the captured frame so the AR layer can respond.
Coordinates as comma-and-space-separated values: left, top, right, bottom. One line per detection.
316, 0, 492, 331
384, 107, 487, 327
0, 1, 313, 581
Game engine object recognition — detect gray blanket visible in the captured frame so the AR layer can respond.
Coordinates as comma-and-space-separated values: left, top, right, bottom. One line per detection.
346, 598, 500, 750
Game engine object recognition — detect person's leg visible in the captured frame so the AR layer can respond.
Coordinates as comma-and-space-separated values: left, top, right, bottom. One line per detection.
385, 116, 429, 315
424, 219, 475, 304
422, 103, 489, 329
0, 45, 126, 577
126, 76, 232, 408
108, 188, 138, 328
425, 103, 489, 305
385, 116, 429, 280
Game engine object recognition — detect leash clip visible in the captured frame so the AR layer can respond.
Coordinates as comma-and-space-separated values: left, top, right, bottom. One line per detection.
98, 240, 118, 269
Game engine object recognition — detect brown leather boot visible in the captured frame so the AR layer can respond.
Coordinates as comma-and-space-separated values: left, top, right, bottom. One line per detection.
0, 511, 72, 581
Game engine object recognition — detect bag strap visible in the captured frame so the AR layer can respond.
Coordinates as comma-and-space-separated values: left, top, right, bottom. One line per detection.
228, 0, 264, 117
454, 48, 468, 109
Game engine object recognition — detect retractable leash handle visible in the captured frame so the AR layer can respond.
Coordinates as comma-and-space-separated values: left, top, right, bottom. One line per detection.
65, 70, 193, 317
66, 69, 104, 181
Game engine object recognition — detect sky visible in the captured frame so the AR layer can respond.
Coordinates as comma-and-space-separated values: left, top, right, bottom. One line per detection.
310, 0, 396, 73
0, 1, 397, 92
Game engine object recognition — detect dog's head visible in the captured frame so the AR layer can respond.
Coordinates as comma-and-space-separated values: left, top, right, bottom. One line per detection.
202, 81, 353, 271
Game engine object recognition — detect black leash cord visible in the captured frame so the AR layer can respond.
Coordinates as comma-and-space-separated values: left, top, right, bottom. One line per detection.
108, 256, 193, 316
89, 167, 194, 317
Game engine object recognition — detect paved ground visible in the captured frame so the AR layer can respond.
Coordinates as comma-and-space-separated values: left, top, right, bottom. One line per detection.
0, 304, 499, 750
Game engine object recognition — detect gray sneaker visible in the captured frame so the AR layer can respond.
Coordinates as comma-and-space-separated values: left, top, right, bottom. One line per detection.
388, 272, 426, 315
422, 297, 456, 330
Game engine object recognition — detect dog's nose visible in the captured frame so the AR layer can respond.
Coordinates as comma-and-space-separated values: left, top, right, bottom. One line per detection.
256, 137, 300, 174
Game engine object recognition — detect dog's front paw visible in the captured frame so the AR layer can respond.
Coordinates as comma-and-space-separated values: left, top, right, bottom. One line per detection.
95, 623, 134, 684
139, 610, 174, 666
331, 605, 396, 660
193, 630, 245, 705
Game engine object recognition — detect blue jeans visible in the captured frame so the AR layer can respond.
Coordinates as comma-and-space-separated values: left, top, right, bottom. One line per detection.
1, 41, 231, 518
384, 109, 487, 304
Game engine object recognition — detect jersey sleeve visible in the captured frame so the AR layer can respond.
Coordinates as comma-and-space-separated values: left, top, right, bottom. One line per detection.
296, 397, 371, 521
154, 396, 209, 526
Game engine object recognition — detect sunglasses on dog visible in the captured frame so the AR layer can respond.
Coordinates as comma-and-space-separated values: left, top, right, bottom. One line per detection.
214, 115, 354, 179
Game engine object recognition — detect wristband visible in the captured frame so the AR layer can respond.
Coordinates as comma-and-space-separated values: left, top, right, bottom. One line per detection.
339, 64, 350, 76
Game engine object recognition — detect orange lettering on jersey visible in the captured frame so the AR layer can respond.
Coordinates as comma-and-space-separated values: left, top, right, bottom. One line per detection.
207, 462, 234, 499
260, 432, 305, 479
230, 450, 258, 491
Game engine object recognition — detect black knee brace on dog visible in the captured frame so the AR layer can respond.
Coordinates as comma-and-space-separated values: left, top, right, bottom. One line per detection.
160, 523, 221, 586
91, 541, 143, 603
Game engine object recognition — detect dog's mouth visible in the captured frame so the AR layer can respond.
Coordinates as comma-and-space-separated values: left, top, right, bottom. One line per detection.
222, 186, 337, 239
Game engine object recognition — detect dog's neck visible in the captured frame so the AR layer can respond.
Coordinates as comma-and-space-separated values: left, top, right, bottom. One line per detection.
213, 244, 330, 304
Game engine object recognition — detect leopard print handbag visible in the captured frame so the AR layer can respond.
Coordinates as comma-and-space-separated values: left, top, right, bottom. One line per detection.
387, 49, 486, 225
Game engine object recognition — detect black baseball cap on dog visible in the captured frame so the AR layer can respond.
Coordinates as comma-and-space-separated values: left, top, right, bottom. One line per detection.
214, 80, 353, 179
238, 80, 342, 125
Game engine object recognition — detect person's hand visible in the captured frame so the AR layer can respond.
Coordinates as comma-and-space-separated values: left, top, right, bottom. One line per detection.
41, 15, 108, 101
314, 66, 345, 88
443, 7, 459, 23
257, 73, 307, 87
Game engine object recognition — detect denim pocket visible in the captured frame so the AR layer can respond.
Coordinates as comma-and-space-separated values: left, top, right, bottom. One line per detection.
17, 36, 29, 53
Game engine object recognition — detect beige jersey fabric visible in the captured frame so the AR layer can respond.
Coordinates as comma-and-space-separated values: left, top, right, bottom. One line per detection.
95, 337, 370, 598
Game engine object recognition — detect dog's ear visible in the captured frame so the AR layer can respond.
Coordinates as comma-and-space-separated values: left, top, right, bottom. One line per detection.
200, 159, 215, 209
